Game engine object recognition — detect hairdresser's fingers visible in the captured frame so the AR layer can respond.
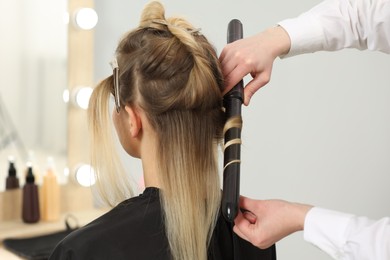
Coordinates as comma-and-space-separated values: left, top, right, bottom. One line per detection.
220, 43, 255, 94
219, 53, 235, 78
219, 40, 242, 67
219, 44, 237, 77
242, 209, 257, 224
233, 210, 253, 242
223, 64, 250, 95
219, 46, 228, 64
238, 195, 260, 211
242, 72, 271, 105
220, 49, 247, 92
233, 225, 249, 242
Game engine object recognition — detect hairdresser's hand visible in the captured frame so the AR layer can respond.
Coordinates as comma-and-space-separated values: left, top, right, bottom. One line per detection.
219, 26, 290, 105
233, 196, 312, 249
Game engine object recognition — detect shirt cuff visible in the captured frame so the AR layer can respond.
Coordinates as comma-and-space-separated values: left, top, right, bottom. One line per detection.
278, 14, 324, 58
303, 207, 354, 259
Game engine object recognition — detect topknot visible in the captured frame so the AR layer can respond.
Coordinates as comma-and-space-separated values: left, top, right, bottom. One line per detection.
139, 1, 166, 28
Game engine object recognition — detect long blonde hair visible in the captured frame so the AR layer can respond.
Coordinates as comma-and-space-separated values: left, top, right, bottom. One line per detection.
88, 2, 225, 259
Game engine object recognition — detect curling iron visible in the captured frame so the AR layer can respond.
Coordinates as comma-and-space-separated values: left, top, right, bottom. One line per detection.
221, 19, 244, 222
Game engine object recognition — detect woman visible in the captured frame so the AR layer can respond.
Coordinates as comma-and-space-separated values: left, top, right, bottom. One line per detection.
50, 1, 276, 259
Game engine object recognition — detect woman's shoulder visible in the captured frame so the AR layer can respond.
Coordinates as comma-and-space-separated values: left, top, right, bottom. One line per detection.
80, 187, 163, 237
49, 187, 170, 260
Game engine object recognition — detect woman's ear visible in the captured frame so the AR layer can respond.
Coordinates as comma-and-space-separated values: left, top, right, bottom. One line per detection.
124, 105, 142, 138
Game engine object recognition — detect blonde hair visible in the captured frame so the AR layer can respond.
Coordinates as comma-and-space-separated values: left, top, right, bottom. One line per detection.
88, 1, 225, 260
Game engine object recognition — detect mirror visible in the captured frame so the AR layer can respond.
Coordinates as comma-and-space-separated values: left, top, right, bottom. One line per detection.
0, 0, 68, 190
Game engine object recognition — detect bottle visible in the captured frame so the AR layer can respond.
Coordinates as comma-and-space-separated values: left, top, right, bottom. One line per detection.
41, 157, 60, 221
22, 162, 40, 223
27, 150, 41, 185
5, 156, 20, 190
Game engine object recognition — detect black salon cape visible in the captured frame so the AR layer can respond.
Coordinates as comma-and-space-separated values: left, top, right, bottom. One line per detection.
49, 187, 276, 260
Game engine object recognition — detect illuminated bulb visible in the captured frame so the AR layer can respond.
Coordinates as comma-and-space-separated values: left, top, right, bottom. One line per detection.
75, 164, 96, 187
63, 167, 70, 178
74, 8, 98, 30
69, 87, 93, 109
74, 87, 93, 109
63, 89, 70, 103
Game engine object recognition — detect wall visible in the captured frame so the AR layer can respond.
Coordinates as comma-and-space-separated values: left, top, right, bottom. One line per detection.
94, 1, 390, 259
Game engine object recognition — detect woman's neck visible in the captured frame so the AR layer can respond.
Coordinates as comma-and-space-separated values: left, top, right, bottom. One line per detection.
139, 127, 161, 188
142, 159, 160, 188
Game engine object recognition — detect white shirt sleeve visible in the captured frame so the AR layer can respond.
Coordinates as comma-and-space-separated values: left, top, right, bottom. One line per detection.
278, 0, 390, 57
304, 207, 390, 260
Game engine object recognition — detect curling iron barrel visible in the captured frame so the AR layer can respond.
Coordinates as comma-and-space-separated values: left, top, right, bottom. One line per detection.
222, 19, 244, 222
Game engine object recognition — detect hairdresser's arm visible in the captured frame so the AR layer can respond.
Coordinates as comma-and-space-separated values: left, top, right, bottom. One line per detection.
279, 0, 390, 58
220, 0, 390, 104
234, 196, 390, 259
304, 207, 390, 259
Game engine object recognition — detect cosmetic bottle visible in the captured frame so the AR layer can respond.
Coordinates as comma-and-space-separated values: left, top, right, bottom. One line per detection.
41, 157, 60, 221
22, 163, 40, 223
27, 150, 41, 185
5, 156, 20, 190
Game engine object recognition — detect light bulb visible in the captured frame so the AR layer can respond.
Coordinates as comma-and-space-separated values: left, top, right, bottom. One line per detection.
63, 89, 70, 103
74, 8, 98, 30
75, 164, 96, 187
74, 87, 93, 109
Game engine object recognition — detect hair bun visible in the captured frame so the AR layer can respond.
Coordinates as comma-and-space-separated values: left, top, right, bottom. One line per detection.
139, 1, 166, 27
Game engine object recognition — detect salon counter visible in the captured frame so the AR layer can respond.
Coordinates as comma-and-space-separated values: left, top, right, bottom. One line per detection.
0, 185, 108, 259
0, 208, 108, 259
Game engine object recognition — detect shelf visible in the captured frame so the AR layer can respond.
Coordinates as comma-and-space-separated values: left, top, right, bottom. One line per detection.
0, 208, 108, 260
0, 208, 107, 243
0, 184, 109, 242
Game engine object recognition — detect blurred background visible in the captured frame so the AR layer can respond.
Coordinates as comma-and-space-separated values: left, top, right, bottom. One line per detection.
1, 0, 389, 259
